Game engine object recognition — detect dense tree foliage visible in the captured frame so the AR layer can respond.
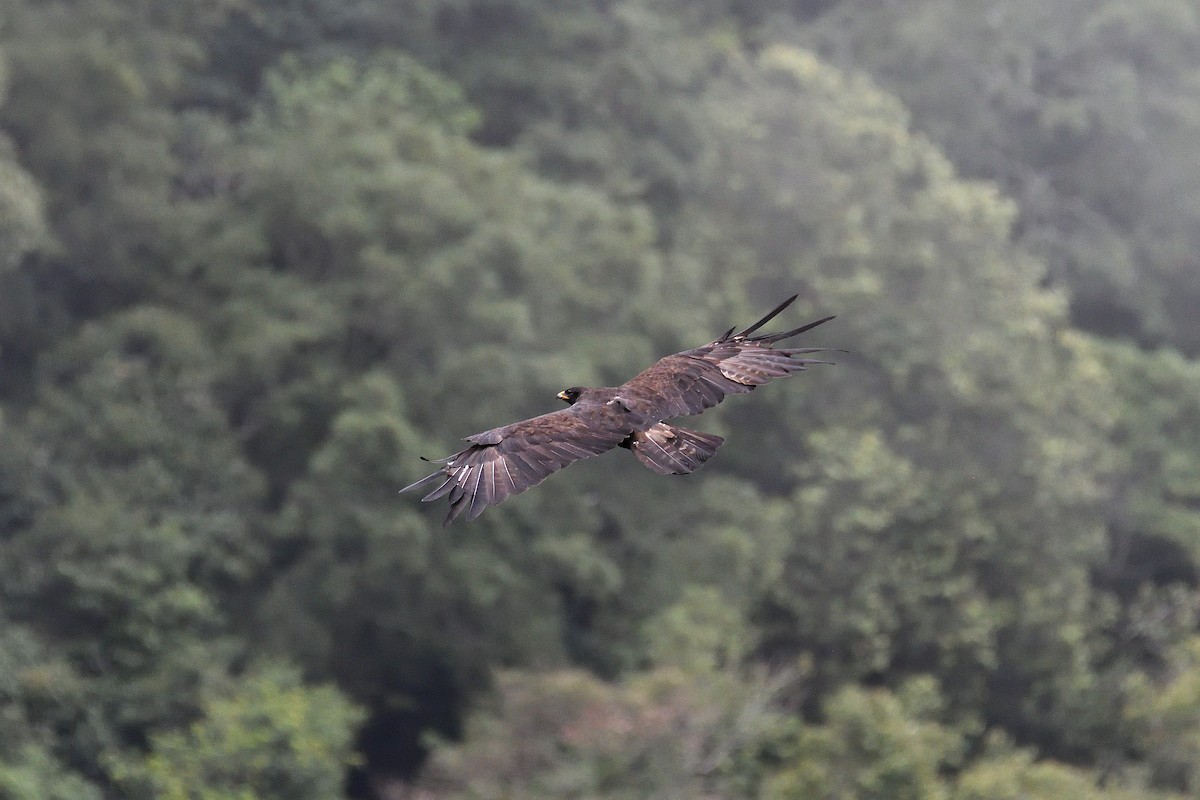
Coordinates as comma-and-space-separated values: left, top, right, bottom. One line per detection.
1, 0, 1198, 797
801, 0, 1200, 354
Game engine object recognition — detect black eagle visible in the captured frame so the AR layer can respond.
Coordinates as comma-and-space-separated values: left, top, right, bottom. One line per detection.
401, 295, 835, 524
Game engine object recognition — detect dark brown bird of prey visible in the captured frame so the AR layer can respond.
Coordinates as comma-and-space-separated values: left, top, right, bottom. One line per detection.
401, 295, 834, 524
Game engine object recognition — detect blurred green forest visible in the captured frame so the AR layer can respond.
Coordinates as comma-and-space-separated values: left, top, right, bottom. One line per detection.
1, 0, 1199, 797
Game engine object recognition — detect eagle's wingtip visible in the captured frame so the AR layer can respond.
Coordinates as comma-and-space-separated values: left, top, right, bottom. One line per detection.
735, 294, 802, 338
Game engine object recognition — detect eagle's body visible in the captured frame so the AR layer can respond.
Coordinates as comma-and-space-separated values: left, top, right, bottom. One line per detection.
402, 295, 835, 524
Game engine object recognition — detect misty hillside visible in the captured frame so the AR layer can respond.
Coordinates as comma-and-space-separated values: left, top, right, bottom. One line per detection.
1, 1, 1199, 798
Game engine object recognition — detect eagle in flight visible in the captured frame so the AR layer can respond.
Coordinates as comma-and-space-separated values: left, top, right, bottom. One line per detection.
401, 295, 835, 524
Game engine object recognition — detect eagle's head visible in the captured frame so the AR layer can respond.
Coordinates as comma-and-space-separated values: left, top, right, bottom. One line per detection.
556, 387, 583, 405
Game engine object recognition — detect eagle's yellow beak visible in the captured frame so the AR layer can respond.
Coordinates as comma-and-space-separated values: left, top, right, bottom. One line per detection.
556, 390, 570, 401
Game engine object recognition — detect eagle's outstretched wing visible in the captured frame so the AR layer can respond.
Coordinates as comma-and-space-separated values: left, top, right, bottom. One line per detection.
400, 403, 635, 526
615, 295, 834, 421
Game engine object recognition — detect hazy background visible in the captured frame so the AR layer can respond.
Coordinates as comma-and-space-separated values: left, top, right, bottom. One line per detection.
1, 1, 1199, 798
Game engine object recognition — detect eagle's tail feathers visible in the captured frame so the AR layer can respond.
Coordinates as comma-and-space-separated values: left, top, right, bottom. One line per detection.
628, 423, 725, 475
